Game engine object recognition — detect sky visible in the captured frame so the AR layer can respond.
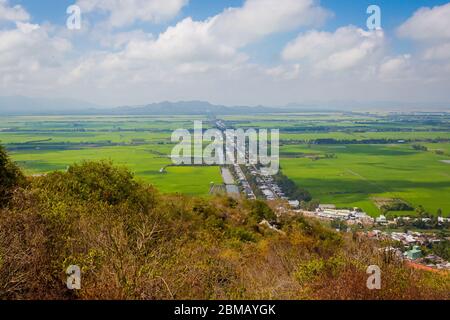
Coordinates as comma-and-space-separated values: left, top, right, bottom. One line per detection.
1, 0, 450, 107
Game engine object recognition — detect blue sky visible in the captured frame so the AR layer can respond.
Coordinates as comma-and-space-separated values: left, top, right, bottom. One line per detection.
12, 0, 449, 61
1, 0, 450, 106
13, 0, 450, 27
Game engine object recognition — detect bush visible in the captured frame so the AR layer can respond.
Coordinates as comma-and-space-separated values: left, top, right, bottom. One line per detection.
0, 145, 25, 207
294, 255, 346, 286
32, 161, 157, 212
1, 159, 449, 300
246, 200, 276, 222
273, 173, 312, 202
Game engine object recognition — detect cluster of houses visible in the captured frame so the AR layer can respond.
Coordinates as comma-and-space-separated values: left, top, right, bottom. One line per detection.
380, 246, 450, 270
234, 164, 288, 201
417, 254, 450, 270
316, 205, 372, 221
233, 164, 256, 199
368, 230, 443, 247
241, 164, 286, 201
374, 215, 450, 226
367, 230, 450, 270
297, 204, 374, 225
391, 231, 442, 246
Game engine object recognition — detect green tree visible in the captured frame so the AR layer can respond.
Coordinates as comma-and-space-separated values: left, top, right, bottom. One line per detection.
32, 160, 157, 212
0, 145, 25, 207
246, 200, 276, 222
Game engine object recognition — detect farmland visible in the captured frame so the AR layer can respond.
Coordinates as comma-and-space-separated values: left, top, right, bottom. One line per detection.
1, 112, 449, 216
0, 116, 221, 195
280, 144, 450, 217
229, 112, 450, 217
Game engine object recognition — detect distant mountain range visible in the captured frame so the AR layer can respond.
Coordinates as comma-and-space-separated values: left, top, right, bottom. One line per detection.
110, 101, 307, 115
0, 96, 325, 115
0, 96, 449, 115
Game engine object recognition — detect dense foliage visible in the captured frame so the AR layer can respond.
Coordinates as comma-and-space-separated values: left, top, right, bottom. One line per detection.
273, 172, 312, 202
0, 145, 25, 207
0, 147, 448, 300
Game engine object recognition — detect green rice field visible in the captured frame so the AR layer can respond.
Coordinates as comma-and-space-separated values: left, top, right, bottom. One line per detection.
280, 144, 450, 217
1, 113, 449, 214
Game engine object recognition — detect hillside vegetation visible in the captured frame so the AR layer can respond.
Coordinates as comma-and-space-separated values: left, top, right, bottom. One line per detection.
0, 146, 448, 300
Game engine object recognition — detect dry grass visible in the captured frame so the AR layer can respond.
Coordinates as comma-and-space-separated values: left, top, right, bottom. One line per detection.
0, 161, 449, 300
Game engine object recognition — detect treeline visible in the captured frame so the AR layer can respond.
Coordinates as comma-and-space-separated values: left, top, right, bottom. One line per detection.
0, 145, 448, 300
4, 139, 166, 152
0, 145, 25, 207
412, 144, 428, 151
381, 202, 414, 213
297, 138, 450, 145
273, 172, 312, 202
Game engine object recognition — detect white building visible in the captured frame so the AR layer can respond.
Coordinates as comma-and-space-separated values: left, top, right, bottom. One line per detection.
288, 200, 300, 208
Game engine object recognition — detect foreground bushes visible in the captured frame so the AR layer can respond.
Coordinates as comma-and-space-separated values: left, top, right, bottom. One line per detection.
0, 145, 25, 208
0, 155, 449, 299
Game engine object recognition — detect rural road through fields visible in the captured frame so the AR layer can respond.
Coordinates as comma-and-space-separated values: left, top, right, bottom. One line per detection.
221, 167, 236, 185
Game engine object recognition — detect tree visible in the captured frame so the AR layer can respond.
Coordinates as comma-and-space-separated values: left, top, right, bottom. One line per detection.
246, 200, 276, 222
415, 205, 426, 217
32, 160, 156, 210
0, 145, 25, 207
331, 219, 347, 231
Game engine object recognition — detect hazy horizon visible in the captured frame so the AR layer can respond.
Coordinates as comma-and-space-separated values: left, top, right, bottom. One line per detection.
1, 95, 450, 115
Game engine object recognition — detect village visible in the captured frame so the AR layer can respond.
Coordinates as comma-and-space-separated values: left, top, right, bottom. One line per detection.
230, 167, 450, 272
209, 120, 449, 273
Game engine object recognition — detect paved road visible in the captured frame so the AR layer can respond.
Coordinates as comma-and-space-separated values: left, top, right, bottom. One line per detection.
221, 167, 235, 184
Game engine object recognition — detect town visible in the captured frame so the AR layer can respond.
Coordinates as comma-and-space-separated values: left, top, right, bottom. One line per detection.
210, 119, 450, 273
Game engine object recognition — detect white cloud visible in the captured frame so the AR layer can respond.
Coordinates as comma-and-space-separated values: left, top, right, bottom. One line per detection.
1, 0, 449, 107
0, 21, 72, 93
423, 43, 450, 61
0, 0, 29, 22
210, 0, 331, 47
397, 3, 450, 41
83, 0, 329, 75
77, 0, 189, 27
266, 64, 301, 80
122, 17, 241, 64
394, 3, 450, 82
378, 54, 412, 80
282, 26, 385, 72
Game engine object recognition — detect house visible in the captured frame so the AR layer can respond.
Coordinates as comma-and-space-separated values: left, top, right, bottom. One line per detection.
438, 216, 449, 223
319, 204, 336, 210
288, 200, 300, 209
376, 215, 388, 225
404, 246, 422, 260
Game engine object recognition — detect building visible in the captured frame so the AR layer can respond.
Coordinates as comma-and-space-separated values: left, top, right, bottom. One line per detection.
404, 246, 422, 260
288, 200, 300, 209
318, 204, 336, 210
376, 215, 387, 225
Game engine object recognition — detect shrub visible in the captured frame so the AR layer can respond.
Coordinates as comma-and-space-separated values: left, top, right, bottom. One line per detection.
0, 145, 25, 207
32, 161, 157, 212
245, 200, 276, 222
1, 160, 449, 300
